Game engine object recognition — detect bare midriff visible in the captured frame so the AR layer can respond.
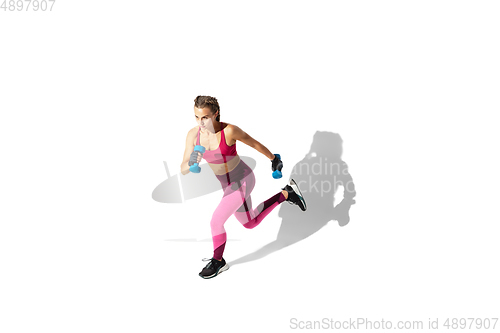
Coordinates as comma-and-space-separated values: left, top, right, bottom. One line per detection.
207, 154, 241, 175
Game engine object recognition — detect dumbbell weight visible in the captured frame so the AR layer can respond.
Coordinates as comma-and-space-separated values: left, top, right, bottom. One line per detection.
189, 145, 206, 173
272, 153, 283, 179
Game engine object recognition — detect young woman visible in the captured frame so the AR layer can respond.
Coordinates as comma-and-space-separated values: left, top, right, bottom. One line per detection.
180, 96, 307, 279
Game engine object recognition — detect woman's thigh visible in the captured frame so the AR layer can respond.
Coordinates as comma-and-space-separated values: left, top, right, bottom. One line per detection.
233, 171, 256, 223
212, 181, 249, 229
215, 162, 256, 225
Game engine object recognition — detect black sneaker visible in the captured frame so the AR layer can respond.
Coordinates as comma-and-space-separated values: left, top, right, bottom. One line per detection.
282, 178, 307, 211
198, 257, 229, 279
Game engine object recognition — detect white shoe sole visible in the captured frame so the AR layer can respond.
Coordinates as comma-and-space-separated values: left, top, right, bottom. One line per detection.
199, 263, 230, 279
289, 179, 307, 211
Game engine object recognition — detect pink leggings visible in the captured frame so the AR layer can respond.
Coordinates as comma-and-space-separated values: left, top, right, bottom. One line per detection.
211, 161, 286, 260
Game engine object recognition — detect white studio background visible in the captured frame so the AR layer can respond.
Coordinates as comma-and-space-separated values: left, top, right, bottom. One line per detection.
1, 1, 499, 333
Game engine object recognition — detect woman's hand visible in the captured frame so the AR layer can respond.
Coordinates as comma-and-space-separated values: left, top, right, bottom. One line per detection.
271, 154, 283, 172
188, 151, 202, 166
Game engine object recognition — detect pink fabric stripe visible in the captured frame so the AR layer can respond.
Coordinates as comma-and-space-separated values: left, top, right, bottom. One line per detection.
237, 191, 286, 229
213, 232, 227, 249
212, 232, 227, 260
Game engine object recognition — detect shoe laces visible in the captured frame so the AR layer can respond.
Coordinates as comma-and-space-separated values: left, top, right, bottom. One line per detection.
202, 257, 218, 269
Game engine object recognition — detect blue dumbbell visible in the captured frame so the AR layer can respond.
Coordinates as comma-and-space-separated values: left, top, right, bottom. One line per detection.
272, 153, 283, 179
189, 145, 206, 173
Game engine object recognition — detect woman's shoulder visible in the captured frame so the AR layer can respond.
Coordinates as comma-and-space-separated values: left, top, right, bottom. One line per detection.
223, 122, 239, 132
186, 126, 199, 141
189, 125, 199, 135
223, 122, 239, 135
222, 122, 239, 145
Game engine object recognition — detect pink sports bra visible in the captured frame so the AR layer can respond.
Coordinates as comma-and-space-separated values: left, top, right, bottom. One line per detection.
197, 122, 238, 164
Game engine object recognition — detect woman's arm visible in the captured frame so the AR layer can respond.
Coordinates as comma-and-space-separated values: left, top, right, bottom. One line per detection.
231, 124, 275, 160
180, 128, 197, 175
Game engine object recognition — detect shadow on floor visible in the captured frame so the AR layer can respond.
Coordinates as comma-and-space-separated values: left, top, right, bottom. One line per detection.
229, 131, 356, 266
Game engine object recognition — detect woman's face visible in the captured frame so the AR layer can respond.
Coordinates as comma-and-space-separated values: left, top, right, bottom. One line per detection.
194, 107, 218, 131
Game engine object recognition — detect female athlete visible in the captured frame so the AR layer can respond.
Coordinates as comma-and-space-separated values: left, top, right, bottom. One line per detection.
180, 96, 307, 279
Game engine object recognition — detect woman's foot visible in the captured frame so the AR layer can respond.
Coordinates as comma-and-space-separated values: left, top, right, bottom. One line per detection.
282, 178, 307, 211
199, 257, 229, 279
